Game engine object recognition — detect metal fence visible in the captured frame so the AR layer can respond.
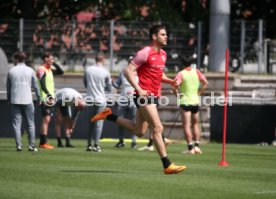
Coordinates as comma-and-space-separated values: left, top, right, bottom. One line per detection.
0, 19, 202, 72
229, 20, 271, 73
0, 19, 273, 73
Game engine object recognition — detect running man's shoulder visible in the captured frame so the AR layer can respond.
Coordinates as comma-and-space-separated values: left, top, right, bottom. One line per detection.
131, 46, 152, 67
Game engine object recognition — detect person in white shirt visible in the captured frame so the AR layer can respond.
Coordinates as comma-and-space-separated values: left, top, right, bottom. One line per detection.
54, 88, 86, 147
83, 51, 112, 152
112, 70, 138, 149
6, 51, 40, 152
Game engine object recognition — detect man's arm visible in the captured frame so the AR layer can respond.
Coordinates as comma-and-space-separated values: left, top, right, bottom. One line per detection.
83, 72, 87, 88
172, 71, 183, 97
124, 63, 147, 96
105, 73, 112, 93
52, 62, 64, 75
197, 70, 208, 96
198, 78, 208, 96
31, 71, 40, 101
6, 73, 11, 103
162, 73, 178, 87
38, 74, 52, 98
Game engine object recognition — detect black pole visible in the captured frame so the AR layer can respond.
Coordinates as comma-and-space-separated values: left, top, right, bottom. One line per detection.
267, 42, 271, 73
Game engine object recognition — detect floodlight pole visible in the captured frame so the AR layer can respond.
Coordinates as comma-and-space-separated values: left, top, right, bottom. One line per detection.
219, 48, 229, 167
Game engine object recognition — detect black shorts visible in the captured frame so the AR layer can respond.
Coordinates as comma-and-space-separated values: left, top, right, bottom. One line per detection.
41, 103, 55, 117
59, 105, 79, 119
133, 94, 159, 109
180, 105, 199, 114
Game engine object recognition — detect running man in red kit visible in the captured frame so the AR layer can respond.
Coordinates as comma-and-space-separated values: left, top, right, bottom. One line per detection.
92, 24, 186, 174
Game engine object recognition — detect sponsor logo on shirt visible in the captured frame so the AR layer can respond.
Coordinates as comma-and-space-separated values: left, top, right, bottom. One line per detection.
150, 65, 165, 69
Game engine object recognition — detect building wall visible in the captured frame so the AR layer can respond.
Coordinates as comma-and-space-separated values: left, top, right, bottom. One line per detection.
211, 105, 276, 144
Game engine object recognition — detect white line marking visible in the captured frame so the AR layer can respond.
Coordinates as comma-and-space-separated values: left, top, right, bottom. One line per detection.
255, 190, 276, 194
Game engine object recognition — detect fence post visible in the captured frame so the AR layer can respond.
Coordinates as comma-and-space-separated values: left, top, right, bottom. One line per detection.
109, 20, 114, 72
264, 39, 271, 73
19, 18, 24, 51
197, 21, 202, 68
240, 20, 245, 73
257, 20, 263, 74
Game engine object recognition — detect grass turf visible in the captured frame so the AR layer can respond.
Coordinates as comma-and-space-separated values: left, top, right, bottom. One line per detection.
0, 138, 276, 199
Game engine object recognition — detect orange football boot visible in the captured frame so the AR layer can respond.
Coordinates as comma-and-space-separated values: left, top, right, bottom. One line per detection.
164, 163, 187, 174
91, 107, 112, 122
39, 143, 54, 149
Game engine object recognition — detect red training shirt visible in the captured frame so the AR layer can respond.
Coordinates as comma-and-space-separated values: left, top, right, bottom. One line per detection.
131, 46, 166, 97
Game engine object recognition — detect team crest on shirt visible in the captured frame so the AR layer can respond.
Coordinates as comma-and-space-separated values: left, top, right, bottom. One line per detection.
161, 55, 166, 62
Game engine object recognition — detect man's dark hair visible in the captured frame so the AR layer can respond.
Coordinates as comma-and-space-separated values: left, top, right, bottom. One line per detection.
13, 51, 26, 62
181, 55, 192, 67
149, 24, 167, 40
95, 51, 105, 63
42, 52, 53, 60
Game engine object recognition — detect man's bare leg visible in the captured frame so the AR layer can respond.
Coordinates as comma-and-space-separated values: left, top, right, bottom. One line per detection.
116, 109, 149, 137
191, 112, 202, 153
63, 117, 75, 147
138, 104, 167, 158
39, 115, 54, 148
92, 107, 187, 174
191, 112, 200, 141
181, 110, 193, 143
181, 110, 194, 153
55, 109, 62, 138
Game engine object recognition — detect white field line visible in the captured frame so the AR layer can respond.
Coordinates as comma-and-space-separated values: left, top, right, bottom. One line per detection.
255, 190, 276, 194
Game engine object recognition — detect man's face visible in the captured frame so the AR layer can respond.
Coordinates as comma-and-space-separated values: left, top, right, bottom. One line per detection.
154, 29, 168, 46
45, 55, 54, 65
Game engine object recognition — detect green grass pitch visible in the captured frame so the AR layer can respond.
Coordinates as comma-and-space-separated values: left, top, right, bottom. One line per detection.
0, 138, 276, 199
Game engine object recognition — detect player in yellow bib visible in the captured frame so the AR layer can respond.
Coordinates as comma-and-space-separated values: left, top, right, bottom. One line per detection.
174, 55, 208, 154
36, 52, 64, 149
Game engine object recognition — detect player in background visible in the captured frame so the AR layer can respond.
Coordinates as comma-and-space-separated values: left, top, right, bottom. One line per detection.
54, 88, 86, 147
174, 55, 208, 154
112, 58, 138, 149
6, 51, 40, 152
37, 52, 64, 149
